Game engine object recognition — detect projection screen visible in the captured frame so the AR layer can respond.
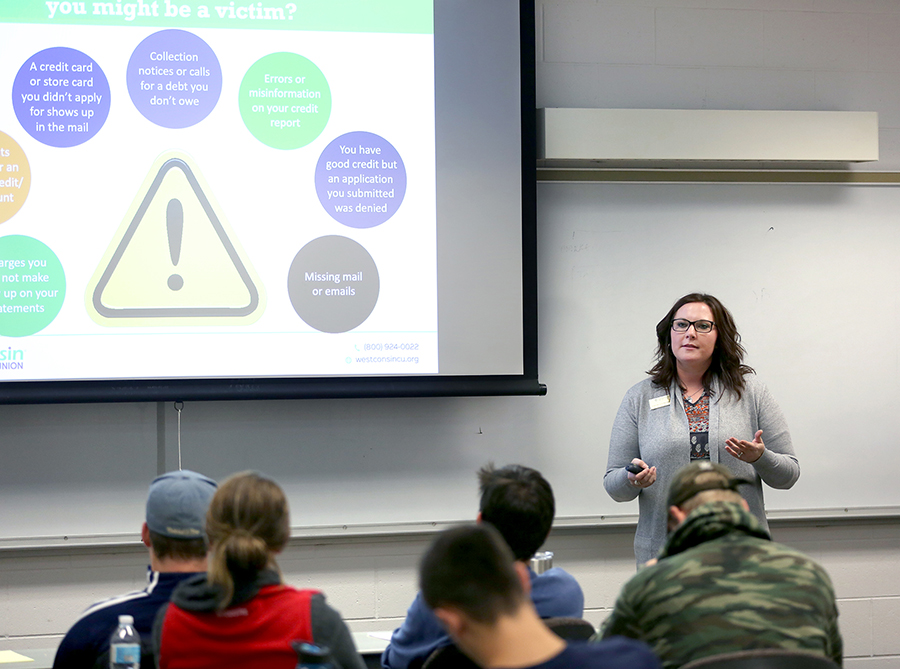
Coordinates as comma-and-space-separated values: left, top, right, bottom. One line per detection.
0, 0, 540, 402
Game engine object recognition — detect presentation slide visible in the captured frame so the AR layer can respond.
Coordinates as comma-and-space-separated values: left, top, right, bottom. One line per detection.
0, 0, 437, 381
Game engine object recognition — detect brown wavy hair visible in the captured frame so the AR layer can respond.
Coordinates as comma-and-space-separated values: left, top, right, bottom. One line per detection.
206, 471, 290, 610
648, 293, 754, 400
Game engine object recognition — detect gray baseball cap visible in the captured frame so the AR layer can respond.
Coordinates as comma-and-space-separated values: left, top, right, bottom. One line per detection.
146, 470, 217, 538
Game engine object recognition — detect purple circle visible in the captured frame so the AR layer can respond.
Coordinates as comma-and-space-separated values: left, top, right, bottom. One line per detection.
315, 131, 407, 229
13, 47, 110, 148
126, 29, 222, 129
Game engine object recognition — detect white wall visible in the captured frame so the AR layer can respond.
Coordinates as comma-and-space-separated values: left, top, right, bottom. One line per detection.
2, 0, 900, 665
536, 0, 900, 171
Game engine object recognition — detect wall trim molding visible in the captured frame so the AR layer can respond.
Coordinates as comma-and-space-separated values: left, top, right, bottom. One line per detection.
537, 168, 900, 184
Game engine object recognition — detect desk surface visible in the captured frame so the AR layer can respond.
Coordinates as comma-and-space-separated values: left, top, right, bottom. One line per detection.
0, 648, 55, 668
353, 630, 391, 655
2, 633, 388, 669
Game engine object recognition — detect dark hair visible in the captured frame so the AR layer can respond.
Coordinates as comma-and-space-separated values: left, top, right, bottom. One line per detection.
477, 463, 554, 561
420, 523, 524, 624
148, 530, 207, 561
206, 471, 290, 610
648, 293, 754, 400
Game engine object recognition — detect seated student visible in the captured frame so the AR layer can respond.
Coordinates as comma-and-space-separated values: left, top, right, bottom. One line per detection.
382, 464, 585, 669
421, 523, 660, 669
153, 471, 364, 669
599, 461, 842, 668
53, 469, 217, 669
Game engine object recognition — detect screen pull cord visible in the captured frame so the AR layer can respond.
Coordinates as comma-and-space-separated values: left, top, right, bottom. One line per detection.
174, 401, 184, 470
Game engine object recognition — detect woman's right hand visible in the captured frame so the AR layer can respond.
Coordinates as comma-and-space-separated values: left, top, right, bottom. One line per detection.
627, 458, 657, 489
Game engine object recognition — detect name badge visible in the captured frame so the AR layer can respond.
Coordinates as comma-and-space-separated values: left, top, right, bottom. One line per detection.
648, 395, 670, 410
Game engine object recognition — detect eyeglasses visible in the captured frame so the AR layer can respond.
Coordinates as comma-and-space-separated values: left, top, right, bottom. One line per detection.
672, 318, 715, 334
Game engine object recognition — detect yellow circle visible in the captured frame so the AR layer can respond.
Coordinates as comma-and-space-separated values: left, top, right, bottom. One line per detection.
0, 131, 31, 224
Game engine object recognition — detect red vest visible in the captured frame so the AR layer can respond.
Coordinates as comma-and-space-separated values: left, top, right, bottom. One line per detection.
159, 585, 320, 669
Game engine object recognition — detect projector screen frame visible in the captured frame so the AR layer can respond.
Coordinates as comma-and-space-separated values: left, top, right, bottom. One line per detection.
0, 0, 543, 405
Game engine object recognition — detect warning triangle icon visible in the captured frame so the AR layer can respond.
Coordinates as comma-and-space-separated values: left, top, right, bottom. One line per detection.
86, 151, 265, 326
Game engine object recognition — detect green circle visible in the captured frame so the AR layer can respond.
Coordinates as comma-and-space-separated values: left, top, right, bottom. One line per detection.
0, 235, 66, 337
239, 52, 332, 149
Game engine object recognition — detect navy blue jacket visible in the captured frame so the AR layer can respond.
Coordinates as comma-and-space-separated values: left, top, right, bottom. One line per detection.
53, 569, 202, 669
522, 638, 660, 669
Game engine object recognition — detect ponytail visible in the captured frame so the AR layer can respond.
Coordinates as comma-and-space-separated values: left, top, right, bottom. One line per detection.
205, 472, 290, 610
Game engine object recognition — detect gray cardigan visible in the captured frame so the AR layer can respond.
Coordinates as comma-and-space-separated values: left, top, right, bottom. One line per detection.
604, 375, 800, 565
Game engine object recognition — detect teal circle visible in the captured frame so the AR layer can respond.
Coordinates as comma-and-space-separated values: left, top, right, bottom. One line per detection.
239, 52, 331, 149
0, 235, 66, 337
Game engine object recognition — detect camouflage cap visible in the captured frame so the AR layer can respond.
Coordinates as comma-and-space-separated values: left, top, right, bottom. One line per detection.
666, 461, 753, 509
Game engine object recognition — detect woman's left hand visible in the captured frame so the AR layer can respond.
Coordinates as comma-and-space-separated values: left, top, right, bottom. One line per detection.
725, 430, 765, 463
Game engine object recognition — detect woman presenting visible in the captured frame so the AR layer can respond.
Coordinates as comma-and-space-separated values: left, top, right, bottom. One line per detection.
604, 293, 799, 565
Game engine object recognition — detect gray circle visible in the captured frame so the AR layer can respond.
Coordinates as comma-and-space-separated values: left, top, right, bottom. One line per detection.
287, 236, 379, 333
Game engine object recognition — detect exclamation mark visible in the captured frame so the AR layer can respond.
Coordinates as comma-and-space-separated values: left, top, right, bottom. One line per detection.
167, 198, 184, 291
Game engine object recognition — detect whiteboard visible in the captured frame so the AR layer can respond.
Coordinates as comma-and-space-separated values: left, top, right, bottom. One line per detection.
2, 180, 899, 547
535, 181, 900, 517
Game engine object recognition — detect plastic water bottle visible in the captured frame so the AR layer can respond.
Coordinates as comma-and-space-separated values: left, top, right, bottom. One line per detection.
109, 614, 141, 669
292, 642, 333, 669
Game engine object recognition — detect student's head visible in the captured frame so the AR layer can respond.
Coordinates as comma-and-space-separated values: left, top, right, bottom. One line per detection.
477, 463, 554, 561
144, 470, 217, 562
206, 471, 290, 609
420, 523, 526, 627
666, 461, 751, 531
